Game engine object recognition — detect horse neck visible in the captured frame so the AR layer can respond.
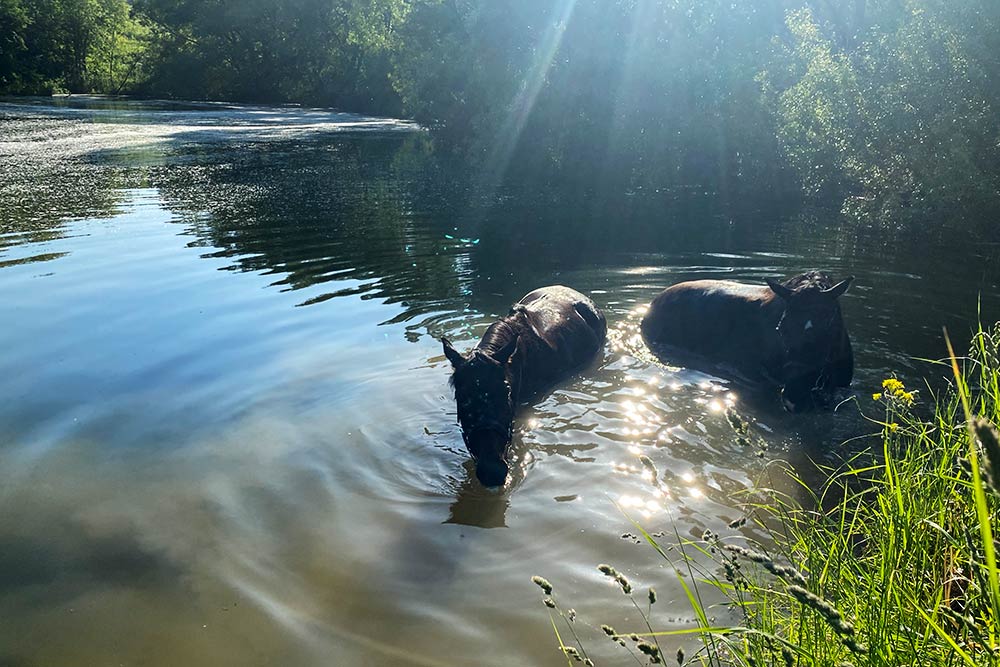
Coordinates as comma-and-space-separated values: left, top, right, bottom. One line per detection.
760, 293, 784, 323
477, 315, 524, 404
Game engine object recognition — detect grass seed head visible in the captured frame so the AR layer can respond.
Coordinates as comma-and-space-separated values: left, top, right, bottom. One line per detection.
788, 586, 854, 637
531, 576, 553, 595
637, 641, 661, 662
724, 544, 773, 566
842, 638, 868, 654
725, 407, 749, 434
770, 563, 808, 586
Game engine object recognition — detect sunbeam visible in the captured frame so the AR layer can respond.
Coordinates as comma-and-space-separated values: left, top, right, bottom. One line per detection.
477, 0, 581, 197
606, 0, 659, 173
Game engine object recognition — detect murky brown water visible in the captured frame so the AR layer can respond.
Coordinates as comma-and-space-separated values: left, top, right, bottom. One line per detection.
2, 96, 999, 666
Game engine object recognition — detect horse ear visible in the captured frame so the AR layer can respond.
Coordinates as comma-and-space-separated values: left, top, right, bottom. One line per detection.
492, 335, 519, 365
766, 278, 793, 300
441, 338, 465, 368
822, 276, 854, 299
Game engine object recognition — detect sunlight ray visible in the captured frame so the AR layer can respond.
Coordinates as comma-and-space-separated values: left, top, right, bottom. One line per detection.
478, 0, 580, 196
601, 0, 669, 192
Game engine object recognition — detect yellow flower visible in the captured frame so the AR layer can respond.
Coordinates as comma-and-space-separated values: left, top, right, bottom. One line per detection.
900, 391, 915, 405
882, 378, 905, 393
888, 422, 899, 433
872, 393, 882, 401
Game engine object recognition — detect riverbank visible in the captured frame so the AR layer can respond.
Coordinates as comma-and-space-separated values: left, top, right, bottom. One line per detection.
538, 324, 1000, 666
5, 2, 1000, 223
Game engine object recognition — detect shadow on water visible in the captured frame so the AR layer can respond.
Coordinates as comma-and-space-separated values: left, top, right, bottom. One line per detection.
147, 143, 1000, 366
5, 98, 1000, 358
0, 525, 183, 603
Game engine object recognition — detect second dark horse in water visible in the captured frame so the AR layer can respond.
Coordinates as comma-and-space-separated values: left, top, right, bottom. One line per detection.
640, 271, 854, 411
442, 286, 607, 487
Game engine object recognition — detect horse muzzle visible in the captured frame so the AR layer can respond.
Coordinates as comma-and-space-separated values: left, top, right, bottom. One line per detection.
464, 426, 512, 488
475, 459, 510, 488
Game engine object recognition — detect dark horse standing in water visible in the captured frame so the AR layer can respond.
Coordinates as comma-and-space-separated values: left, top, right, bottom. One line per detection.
442, 286, 607, 487
640, 271, 853, 411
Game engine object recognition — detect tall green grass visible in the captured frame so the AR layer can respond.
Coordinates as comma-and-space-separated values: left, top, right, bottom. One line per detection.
535, 324, 1000, 665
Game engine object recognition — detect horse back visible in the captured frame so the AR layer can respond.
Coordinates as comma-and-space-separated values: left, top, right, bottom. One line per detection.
641, 280, 783, 379
514, 285, 606, 395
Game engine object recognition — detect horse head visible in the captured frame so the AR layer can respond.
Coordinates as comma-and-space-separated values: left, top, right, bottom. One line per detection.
442, 335, 520, 487
766, 272, 853, 410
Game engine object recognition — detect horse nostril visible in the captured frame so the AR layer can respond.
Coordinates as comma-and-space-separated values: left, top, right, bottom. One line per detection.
475, 460, 509, 488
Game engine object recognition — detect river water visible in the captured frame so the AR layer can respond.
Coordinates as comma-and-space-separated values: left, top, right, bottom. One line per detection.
1, 97, 998, 666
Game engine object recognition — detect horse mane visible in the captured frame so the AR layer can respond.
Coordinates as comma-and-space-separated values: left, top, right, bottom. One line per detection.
478, 308, 526, 356
446, 305, 528, 389
783, 271, 834, 293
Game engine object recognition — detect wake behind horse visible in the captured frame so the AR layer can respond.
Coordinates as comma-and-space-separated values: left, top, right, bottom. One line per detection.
640, 271, 853, 411
442, 285, 607, 486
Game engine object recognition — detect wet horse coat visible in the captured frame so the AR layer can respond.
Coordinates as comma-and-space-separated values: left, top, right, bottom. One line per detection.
640, 272, 853, 410
442, 286, 607, 486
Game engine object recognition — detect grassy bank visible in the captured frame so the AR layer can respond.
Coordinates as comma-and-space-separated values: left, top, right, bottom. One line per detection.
536, 324, 1000, 666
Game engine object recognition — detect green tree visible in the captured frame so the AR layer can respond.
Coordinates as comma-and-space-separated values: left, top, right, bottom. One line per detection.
86, 0, 152, 94
3, 0, 999, 221
392, 1, 796, 198
0, 0, 29, 89
134, 0, 408, 110
0, 0, 149, 94
763, 2, 1000, 220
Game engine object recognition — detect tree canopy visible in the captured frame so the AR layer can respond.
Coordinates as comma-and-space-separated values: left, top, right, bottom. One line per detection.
1, 0, 998, 220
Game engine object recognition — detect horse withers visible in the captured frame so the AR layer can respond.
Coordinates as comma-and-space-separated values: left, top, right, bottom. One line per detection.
640, 271, 853, 411
442, 286, 607, 487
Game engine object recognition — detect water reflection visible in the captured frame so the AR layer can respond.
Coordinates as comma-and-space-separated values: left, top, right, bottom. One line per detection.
1, 98, 1000, 666
446, 469, 512, 528
5, 98, 999, 358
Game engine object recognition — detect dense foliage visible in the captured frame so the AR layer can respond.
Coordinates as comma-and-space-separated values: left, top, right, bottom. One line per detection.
0, 0, 150, 93
1, 0, 999, 219
131, 0, 407, 112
